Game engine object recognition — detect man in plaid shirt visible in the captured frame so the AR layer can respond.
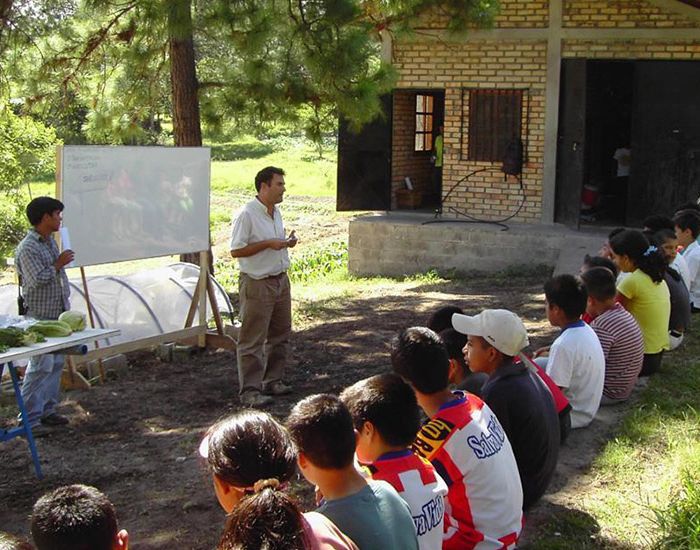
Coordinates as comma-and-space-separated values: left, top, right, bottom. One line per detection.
15, 197, 74, 434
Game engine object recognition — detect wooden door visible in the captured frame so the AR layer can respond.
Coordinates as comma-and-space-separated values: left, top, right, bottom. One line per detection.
336, 95, 392, 211
628, 61, 700, 224
555, 59, 587, 228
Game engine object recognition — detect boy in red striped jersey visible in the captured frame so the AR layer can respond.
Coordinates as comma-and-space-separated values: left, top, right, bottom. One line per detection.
391, 327, 523, 550
341, 374, 448, 550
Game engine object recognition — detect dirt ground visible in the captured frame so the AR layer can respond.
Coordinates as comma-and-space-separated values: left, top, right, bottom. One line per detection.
0, 198, 634, 548
0, 269, 637, 549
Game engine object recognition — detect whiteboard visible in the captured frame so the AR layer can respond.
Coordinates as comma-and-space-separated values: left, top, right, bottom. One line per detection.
59, 146, 210, 267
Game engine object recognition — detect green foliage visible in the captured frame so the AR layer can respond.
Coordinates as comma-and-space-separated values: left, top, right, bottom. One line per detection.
209, 137, 274, 161
288, 241, 348, 282
3, 0, 499, 147
650, 471, 700, 549
0, 103, 58, 256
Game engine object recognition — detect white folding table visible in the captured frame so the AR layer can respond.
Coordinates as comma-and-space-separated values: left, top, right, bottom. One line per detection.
0, 328, 120, 478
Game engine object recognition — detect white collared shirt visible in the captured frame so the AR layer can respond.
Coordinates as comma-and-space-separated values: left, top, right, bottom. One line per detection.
682, 240, 700, 306
230, 198, 290, 279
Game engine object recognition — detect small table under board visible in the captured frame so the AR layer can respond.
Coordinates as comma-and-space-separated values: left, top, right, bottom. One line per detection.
0, 328, 120, 479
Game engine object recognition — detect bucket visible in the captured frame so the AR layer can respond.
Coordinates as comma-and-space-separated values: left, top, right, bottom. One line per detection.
581, 185, 599, 210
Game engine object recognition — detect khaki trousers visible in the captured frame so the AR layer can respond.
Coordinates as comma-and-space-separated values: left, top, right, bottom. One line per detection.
236, 272, 291, 395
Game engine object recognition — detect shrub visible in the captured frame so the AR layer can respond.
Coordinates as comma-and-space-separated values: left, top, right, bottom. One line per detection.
650, 471, 700, 549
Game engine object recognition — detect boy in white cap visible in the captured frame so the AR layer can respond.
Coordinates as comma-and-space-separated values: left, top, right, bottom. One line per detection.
453, 309, 560, 510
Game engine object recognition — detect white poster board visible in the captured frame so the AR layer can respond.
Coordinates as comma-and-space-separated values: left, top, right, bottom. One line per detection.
59, 146, 210, 267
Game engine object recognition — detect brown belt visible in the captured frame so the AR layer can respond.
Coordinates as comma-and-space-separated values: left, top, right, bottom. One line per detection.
262, 272, 286, 280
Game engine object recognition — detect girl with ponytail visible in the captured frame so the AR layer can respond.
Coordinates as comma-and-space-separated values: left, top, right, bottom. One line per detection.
200, 411, 358, 550
609, 229, 671, 375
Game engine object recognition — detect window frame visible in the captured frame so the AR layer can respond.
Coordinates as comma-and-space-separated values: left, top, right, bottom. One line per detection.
462, 88, 527, 163
414, 93, 436, 154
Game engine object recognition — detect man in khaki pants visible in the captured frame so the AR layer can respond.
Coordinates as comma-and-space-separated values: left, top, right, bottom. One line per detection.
230, 166, 297, 407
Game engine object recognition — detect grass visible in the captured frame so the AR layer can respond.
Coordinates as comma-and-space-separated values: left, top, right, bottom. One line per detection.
530, 328, 700, 549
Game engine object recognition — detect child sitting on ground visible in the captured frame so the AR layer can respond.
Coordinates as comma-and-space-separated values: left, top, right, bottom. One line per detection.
287, 394, 418, 550
452, 309, 560, 510
580, 267, 644, 404
609, 230, 670, 376
643, 215, 690, 289
31, 485, 129, 550
340, 373, 448, 550
534, 274, 605, 428
439, 328, 488, 396
652, 229, 691, 350
391, 327, 523, 550
200, 410, 358, 550
674, 210, 700, 311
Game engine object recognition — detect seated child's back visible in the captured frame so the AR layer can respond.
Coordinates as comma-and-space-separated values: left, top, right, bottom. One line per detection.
392, 327, 523, 550
542, 275, 605, 428
581, 267, 644, 402
341, 374, 448, 550
287, 394, 419, 550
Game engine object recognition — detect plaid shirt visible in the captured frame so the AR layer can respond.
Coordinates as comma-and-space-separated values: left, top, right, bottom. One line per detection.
15, 229, 70, 320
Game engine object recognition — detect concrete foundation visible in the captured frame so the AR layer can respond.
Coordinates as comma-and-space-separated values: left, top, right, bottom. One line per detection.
348, 213, 610, 277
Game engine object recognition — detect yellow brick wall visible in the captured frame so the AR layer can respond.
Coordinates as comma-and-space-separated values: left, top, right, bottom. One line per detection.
417, 0, 549, 29
563, 0, 700, 28
393, 41, 547, 222
563, 40, 700, 59
391, 0, 700, 221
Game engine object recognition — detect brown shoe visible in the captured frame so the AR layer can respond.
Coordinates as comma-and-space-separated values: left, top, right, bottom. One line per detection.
263, 381, 292, 396
240, 392, 274, 407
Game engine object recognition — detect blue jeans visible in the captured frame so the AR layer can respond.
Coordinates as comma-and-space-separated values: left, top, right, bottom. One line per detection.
19, 353, 64, 427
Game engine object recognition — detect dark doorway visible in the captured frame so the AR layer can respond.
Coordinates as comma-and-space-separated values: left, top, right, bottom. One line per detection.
336, 94, 392, 211
391, 89, 445, 211
556, 59, 700, 227
555, 60, 633, 227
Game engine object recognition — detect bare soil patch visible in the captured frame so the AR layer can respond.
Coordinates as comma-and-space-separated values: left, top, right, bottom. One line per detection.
0, 206, 633, 548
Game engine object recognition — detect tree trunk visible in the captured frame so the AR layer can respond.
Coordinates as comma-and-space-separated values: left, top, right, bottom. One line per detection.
168, 0, 213, 270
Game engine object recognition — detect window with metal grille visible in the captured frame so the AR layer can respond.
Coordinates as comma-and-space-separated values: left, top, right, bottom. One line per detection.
414, 94, 435, 152
467, 89, 523, 162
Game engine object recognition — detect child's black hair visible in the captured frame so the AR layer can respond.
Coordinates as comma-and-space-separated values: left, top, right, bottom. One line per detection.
31, 485, 118, 550
607, 227, 625, 241
286, 394, 356, 470
204, 411, 297, 488
426, 305, 464, 333
340, 373, 420, 448
642, 215, 674, 233
673, 210, 700, 239
582, 254, 619, 278
439, 328, 468, 368
390, 327, 450, 395
25, 197, 64, 227
217, 482, 307, 550
609, 229, 666, 283
543, 274, 588, 320
580, 267, 617, 301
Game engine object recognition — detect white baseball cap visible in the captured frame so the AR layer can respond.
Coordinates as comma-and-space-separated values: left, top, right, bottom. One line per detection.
451, 309, 529, 356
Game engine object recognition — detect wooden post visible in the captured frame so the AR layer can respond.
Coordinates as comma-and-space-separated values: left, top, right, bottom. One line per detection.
197, 250, 208, 347
80, 267, 106, 383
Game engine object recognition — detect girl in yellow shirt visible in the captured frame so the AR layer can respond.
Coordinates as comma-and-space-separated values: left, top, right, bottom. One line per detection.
609, 230, 670, 376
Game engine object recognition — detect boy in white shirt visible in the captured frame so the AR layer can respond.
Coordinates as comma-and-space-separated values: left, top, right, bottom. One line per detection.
534, 274, 605, 428
673, 209, 700, 312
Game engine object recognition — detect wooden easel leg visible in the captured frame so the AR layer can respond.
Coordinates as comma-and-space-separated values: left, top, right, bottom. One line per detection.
80, 267, 105, 384
206, 277, 225, 336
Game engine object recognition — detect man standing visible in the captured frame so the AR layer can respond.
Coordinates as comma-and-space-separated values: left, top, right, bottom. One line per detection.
230, 166, 297, 407
15, 196, 75, 435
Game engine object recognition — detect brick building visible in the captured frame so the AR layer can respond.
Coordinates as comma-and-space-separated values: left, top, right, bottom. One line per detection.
337, 0, 700, 229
